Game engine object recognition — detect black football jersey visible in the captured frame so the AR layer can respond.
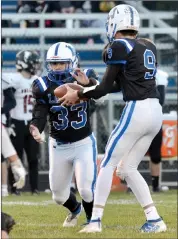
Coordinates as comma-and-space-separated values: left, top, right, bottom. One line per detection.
31, 69, 98, 142
81, 38, 159, 102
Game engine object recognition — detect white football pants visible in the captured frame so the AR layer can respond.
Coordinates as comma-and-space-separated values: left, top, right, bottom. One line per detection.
49, 133, 97, 204
1, 124, 16, 158
95, 98, 163, 208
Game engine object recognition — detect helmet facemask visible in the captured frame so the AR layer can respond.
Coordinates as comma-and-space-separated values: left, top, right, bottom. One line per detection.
46, 42, 78, 82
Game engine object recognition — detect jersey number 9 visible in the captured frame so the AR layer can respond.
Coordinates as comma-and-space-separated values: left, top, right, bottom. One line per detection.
144, 49, 156, 80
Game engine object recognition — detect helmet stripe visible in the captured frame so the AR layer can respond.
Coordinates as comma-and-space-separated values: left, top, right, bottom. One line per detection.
128, 6, 134, 25
54, 43, 60, 56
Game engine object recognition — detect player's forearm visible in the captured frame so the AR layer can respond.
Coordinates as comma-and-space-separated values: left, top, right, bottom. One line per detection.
78, 65, 119, 99
109, 82, 121, 93
30, 104, 48, 133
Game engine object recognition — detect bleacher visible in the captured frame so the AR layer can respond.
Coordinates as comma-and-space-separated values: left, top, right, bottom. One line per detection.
1, 0, 17, 13
1, 1, 177, 92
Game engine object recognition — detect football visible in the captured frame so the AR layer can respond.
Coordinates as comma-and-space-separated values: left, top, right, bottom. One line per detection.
54, 83, 87, 101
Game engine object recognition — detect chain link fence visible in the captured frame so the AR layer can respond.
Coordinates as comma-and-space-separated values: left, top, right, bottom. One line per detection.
38, 98, 177, 171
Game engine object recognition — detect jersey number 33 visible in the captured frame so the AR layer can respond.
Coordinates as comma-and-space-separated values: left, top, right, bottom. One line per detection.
51, 102, 87, 130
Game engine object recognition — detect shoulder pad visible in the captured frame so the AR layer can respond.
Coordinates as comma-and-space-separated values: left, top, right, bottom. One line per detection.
83, 69, 99, 80
106, 39, 135, 65
32, 76, 49, 98
2, 73, 18, 90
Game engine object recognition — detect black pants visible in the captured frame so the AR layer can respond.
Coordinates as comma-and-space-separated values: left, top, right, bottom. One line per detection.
149, 127, 163, 164
9, 118, 39, 192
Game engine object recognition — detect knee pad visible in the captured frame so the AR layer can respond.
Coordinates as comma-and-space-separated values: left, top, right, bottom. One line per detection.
150, 156, 161, 164
78, 188, 93, 202
52, 190, 69, 205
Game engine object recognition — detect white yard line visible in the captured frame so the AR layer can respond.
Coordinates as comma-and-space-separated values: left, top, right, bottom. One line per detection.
2, 199, 177, 206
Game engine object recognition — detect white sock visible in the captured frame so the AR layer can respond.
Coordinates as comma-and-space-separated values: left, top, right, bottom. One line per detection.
91, 166, 114, 220
125, 171, 154, 206
144, 206, 160, 221
91, 207, 104, 221
2, 184, 8, 191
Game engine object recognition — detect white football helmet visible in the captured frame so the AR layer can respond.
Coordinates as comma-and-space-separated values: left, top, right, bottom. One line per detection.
46, 42, 78, 74
106, 4, 140, 43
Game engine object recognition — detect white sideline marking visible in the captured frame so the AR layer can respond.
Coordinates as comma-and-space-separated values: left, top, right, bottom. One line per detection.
2, 199, 137, 206
2, 200, 54, 206
2, 199, 177, 206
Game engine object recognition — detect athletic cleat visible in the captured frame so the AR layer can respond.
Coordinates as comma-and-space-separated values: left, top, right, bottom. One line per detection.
81, 219, 90, 227
140, 218, 167, 233
63, 203, 82, 227
79, 218, 102, 233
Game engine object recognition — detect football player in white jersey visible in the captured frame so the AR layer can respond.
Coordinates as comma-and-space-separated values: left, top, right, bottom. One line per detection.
3, 50, 42, 195
1, 76, 26, 196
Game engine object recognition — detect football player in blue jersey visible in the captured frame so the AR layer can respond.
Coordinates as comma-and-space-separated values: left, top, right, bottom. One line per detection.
30, 42, 98, 227
60, 5, 167, 233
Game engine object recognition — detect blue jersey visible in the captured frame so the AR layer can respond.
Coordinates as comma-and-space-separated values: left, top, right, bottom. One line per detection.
81, 38, 159, 102
31, 69, 98, 142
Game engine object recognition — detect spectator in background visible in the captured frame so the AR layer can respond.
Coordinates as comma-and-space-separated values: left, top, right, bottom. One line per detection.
17, 0, 60, 28
3, 50, 42, 195
17, 1, 84, 28
85, 1, 122, 44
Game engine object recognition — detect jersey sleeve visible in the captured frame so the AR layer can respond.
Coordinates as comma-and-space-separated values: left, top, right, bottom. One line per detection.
31, 77, 49, 133
2, 73, 23, 91
106, 39, 134, 65
32, 76, 49, 99
2, 73, 18, 90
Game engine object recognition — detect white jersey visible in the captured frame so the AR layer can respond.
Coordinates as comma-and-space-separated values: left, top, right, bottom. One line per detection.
2, 72, 37, 121
155, 69, 168, 87
1, 73, 14, 124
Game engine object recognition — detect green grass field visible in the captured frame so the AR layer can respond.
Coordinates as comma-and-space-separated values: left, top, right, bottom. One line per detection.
2, 190, 177, 239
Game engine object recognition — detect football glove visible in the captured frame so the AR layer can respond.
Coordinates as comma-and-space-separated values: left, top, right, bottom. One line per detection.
10, 158, 26, 189
7, 124, 16, 137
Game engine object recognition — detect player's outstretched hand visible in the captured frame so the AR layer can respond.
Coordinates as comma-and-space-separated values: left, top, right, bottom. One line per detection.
29, 124, 46, 143
71, 68, 90, 85
60, 85, 79, 106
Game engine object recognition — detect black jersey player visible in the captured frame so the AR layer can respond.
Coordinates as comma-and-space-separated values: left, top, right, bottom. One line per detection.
60, 5, 167, 234
30, 42, 98, 227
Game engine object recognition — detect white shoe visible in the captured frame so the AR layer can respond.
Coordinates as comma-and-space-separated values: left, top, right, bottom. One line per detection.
2, 189, 9, 197
140, 218, 167, 233
63, 203, 82, 227
79, 218, 102, 233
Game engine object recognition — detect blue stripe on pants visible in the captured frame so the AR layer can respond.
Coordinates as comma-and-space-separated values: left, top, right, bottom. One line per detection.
102, 101, 136, 168
105, 103, 129, 150
89, 133, 97, 197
